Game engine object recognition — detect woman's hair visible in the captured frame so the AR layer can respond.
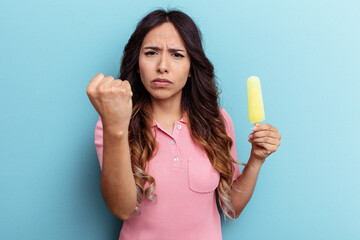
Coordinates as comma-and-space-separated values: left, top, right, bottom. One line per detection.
117, 8, 244, 220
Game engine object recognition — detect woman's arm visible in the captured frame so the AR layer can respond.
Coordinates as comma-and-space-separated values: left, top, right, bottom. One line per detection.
88, 73, 137, 220
231, 157, 263, 218
231, 124, 281, 218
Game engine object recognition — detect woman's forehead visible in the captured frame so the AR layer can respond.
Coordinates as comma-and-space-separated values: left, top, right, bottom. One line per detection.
142, 22, 186, 49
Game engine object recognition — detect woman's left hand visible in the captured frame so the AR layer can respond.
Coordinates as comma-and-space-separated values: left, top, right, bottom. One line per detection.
248, 123, 281, 164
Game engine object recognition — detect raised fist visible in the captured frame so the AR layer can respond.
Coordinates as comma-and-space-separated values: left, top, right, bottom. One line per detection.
87, 73, 133, 135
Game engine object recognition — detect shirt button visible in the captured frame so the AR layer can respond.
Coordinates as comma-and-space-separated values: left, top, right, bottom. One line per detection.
177, 125, 182, 130
174, 157, 179, 162
171, 140, 176, 144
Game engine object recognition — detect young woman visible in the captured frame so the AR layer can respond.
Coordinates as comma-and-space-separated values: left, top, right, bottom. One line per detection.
86, 9, 281, 240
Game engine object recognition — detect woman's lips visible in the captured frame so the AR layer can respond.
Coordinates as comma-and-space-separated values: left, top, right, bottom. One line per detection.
152, 78, 171, 87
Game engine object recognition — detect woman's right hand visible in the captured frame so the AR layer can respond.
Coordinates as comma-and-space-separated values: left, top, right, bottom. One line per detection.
86, 73, 133, 135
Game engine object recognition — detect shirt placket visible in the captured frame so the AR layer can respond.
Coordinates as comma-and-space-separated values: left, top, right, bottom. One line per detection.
154, 121, 183, 168
171, 122, 182, 168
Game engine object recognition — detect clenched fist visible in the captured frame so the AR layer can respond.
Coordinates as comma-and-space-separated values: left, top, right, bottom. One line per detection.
86, 73, 133, 135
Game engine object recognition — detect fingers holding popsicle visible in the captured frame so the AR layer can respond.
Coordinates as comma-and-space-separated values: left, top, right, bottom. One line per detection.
248, 124, 281, 145
248, 123, 281, 162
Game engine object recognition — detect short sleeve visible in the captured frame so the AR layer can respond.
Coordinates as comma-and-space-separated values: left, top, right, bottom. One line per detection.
94, 117, 104, 170
219, 108, 241, 181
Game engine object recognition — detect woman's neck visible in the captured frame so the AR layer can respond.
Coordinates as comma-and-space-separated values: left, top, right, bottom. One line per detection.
151, 96, 183, 131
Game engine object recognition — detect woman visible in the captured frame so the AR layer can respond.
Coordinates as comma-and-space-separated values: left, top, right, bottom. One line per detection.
86, 9, 281, 240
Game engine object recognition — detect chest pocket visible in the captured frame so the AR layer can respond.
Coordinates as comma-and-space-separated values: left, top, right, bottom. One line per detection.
187, 156, 220, 193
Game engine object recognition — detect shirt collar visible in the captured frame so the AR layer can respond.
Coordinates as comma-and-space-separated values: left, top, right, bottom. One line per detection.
151, 114, 188, 127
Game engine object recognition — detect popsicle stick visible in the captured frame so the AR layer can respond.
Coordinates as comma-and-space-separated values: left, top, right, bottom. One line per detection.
255, 122, 259, 127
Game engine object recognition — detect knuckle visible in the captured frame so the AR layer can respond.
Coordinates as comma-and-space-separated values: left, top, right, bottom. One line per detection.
119, 87, 126, 94
86, 87, 94, 96
98, 84, 105, 92
98, 85, 110, 95
123, 80, 131, 88
106, 75, 114, 80
112, 80, 122, 87
97, 73, 104, 79
109, 85, 120, 92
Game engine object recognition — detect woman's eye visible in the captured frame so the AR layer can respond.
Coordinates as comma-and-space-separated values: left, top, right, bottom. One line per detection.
173, 53, 184, 58
145, 51, 156, 56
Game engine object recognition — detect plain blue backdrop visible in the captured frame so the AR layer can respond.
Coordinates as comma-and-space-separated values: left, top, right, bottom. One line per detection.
1, 0, 359, 239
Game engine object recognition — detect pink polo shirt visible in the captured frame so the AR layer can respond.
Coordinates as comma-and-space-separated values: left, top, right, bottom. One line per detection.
94, 107, 241, 240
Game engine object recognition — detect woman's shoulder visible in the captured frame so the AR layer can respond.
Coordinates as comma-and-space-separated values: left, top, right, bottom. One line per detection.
218, 107, 235, 134
218, 107, 232, 122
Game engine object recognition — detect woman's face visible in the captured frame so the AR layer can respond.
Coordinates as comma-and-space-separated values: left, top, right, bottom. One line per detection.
138, 22, 191, 102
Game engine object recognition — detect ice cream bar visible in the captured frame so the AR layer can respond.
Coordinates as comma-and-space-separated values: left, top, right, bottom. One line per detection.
247, 76, 265, 125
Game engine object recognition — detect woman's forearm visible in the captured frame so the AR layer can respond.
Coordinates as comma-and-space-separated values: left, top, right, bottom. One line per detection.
101, 128, 137, 220
231, 156, 264, 218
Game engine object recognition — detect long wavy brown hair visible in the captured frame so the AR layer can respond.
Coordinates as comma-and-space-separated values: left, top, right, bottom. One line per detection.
117, 9, 244, 220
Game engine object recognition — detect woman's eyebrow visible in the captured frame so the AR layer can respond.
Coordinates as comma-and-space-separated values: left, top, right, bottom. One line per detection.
144, 46, 185, 52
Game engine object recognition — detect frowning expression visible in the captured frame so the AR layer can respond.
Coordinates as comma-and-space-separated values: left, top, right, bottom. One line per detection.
138, 22, 191, 102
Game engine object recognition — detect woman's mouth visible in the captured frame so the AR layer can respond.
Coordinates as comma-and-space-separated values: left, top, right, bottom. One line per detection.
152, 78, 171, 87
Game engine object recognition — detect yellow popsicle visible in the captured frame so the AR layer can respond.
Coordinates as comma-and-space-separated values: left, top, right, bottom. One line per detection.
247, 76, 265, 125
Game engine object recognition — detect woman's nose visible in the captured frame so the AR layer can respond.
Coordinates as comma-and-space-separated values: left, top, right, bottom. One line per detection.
157, 54, 168, 73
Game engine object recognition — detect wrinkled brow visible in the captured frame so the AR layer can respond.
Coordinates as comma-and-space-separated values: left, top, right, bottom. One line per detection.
144, 46, 185, 52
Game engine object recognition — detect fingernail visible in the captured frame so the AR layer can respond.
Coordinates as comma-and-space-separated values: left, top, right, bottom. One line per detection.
248, 134, 253, 139
252, 126, 257, 131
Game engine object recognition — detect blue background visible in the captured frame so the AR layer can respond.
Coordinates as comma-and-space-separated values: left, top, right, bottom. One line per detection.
1, 0, 359, 239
